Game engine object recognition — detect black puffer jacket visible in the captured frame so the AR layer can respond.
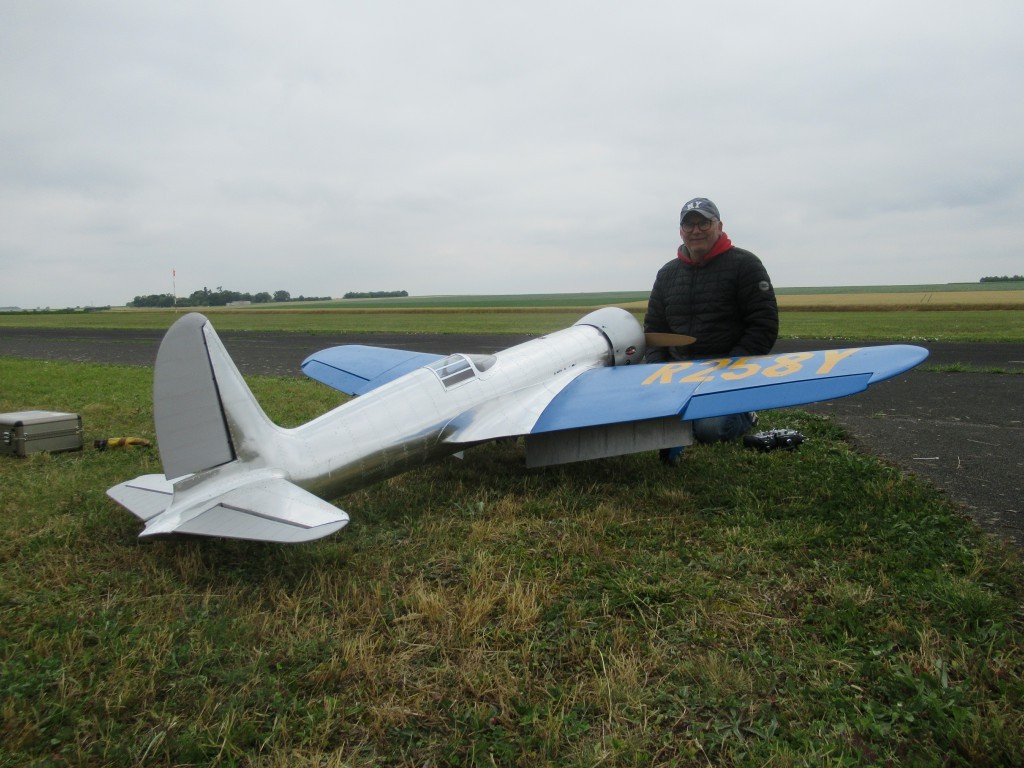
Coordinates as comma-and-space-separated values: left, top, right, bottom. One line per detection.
644, 246, 779, 362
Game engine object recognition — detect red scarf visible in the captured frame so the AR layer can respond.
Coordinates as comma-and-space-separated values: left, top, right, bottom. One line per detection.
677, 232, 733, 266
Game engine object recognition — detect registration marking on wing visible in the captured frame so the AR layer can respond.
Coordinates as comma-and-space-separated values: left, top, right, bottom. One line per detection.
641, 350, 861, 386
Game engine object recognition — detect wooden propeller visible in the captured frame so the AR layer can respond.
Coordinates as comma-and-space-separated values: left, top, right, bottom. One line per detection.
645, 332, 696, 348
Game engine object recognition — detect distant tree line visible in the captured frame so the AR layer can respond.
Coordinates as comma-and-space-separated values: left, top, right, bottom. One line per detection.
342, 290, 409, 299
128, 287, 332, 308
980, 275, 1024, 283
1, 306, 111, 314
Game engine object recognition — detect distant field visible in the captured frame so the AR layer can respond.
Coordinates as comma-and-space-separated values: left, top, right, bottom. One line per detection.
3, 286, 1024, 341
285, 283, 1024, 310
778, 290, 1024, 310
777, 281, 1024, 295
166, 283, 1024, 310
254, 291, 651, 310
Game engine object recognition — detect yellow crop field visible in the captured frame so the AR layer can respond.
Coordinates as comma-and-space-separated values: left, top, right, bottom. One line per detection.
778, 290, 1024, 310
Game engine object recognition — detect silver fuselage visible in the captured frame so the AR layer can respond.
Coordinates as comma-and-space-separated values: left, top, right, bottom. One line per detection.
221, 323, 613, 499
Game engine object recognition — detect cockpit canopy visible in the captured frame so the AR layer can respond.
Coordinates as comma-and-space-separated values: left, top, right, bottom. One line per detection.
427, 353, 497, 389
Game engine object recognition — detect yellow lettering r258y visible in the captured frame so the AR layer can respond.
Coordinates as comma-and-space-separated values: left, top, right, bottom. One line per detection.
816, 349, 858, 375
642, 362, 693, 385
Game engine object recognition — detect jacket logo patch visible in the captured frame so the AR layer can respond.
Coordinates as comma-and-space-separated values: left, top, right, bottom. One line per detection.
759, 280, 771, 292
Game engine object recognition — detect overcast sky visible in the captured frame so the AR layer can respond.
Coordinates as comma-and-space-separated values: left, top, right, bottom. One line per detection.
2, 1, 1022, 308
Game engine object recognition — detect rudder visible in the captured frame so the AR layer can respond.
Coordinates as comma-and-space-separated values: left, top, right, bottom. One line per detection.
153, 313, 275, 480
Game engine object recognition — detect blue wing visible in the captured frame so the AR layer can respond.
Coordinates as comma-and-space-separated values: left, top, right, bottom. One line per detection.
531, 345, 928, 434
302, 345, 444, 396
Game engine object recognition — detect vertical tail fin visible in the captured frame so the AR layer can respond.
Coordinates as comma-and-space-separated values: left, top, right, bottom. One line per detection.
153, 313, 277, 480
109, 313, 349, 542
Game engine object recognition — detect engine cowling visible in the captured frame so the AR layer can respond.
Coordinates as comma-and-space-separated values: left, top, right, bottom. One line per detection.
574, 307, 646, 366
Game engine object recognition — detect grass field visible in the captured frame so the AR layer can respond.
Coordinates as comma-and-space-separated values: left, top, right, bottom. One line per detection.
2, 325, 1024, 765
1, 292, 1022, 764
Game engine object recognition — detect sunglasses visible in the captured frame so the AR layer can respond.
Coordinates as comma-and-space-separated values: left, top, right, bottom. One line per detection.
681, 218, 717, 232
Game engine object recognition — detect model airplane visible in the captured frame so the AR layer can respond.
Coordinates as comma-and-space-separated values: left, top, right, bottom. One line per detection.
107, 308, 928, 543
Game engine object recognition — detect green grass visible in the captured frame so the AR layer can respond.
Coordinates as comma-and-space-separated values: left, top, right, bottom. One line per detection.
0, 308, 614, 335
2, 357, 1022, 766
780, 310, 1024, 343
3, 305, 1024, 342
922, 363, 1024, 375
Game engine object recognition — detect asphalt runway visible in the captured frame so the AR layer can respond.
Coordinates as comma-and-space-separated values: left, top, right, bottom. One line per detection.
3, 326, 1022, 546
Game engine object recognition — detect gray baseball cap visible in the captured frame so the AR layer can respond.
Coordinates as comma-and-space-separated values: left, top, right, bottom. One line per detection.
680, 197, 720, 224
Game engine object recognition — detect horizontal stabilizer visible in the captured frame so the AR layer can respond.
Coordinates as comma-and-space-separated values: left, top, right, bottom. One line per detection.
107, 474, 175, 521
134, 476, 349, 543
303, 345, 444, 395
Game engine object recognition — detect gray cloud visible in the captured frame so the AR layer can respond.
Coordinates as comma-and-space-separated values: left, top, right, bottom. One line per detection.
2, 0, 1022, 308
